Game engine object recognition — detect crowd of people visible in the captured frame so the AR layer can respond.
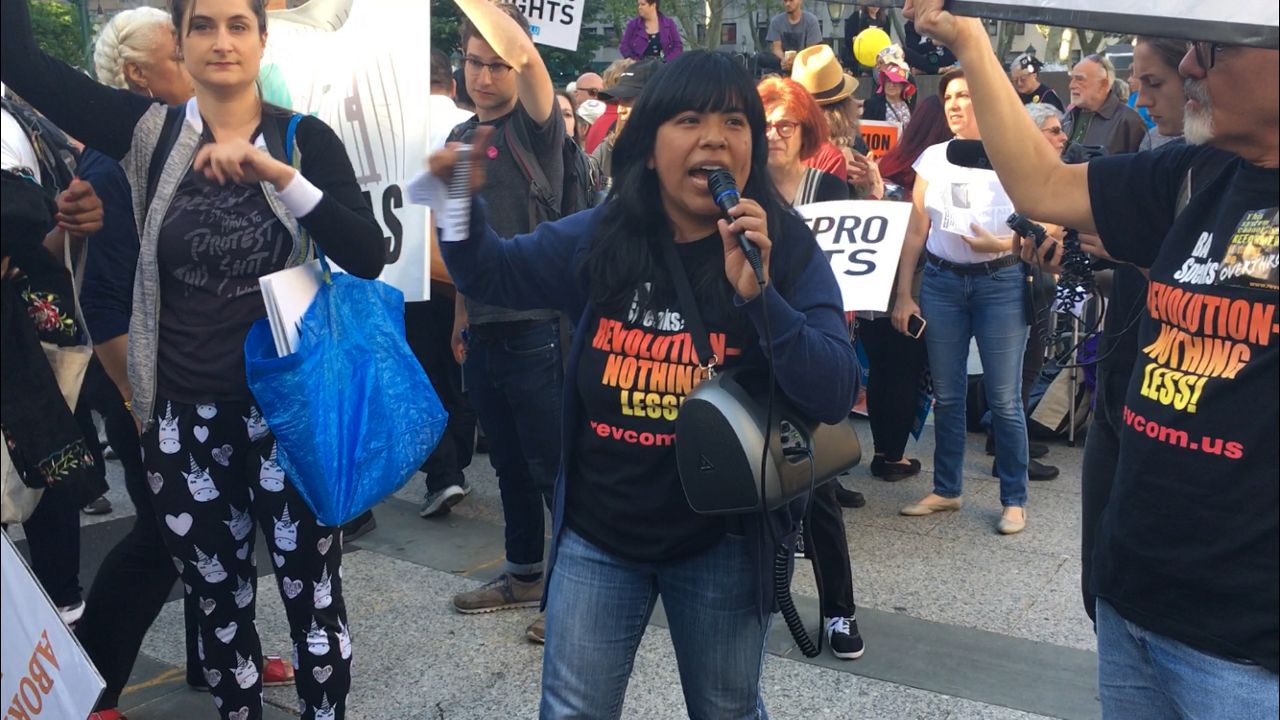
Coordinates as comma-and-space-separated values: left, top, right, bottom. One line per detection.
0, 0, 1275, 718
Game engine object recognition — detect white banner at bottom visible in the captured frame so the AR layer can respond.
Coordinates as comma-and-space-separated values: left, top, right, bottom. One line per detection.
1, 533, 105, 719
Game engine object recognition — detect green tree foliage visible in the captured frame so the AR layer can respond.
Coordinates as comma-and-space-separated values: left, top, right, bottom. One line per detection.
432, 0, 610, 86
28, 0, 85, 69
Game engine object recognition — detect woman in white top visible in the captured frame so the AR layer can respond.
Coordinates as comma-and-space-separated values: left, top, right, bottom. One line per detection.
891, 70, 1030, 535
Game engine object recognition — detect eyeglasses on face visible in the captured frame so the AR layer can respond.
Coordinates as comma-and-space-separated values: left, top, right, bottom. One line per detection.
578, 87, 601, 97
765, 120, 800, 138
1041, 125, 1065, 136
1189, 40, 1227, 70
464, 56, 514, 79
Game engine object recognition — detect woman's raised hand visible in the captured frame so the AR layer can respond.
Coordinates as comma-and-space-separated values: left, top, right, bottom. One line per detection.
719, 198, 772, 301
193, 138, 294, 188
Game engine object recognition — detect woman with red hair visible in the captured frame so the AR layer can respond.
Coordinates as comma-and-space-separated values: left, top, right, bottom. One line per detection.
758, 76, 848, 206
756, 74, 866, 663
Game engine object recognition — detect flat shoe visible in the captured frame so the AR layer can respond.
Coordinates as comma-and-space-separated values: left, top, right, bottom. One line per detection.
997, 509, 1027, 535
900, 496, 962, 516
871, 458, 921, 481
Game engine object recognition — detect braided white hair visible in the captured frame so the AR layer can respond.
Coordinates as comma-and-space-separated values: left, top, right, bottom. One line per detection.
92, 7, 173, 91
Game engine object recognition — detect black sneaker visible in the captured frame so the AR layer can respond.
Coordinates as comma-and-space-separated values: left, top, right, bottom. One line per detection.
1027, 459, 1059, 481
825, 616, 865, 660
834, 482, 865, 508
990, 459, 1060, 481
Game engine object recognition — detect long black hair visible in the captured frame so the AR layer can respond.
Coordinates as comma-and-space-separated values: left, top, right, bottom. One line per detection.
583, 50, 790, 320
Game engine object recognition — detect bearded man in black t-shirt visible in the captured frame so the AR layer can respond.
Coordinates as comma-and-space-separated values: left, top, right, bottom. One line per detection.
904, 2, 1279, 714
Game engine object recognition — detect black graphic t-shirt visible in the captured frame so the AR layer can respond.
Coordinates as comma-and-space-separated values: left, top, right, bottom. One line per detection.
565, 234, 749, 562
156, 164, 292, 402
643, 32, 663, 58
1089, 146, 1279, 672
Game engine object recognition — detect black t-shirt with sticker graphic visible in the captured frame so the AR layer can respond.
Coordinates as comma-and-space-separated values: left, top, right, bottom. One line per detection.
155, 163, 292, 403
565, 233, 750, 562
1088, 145, 1279, 672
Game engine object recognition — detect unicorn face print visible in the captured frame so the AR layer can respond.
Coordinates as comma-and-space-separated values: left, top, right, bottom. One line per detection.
337, 617, 352, 660
225, 505, 252, 542
233, 575, 254, 609
313, 567, 332, 610
233, 651, 259, 689
194, 547, 228, 584
158, 402, 181, 454
306, 618, 330, 656
184, 454, 219, 502
243, 406, 269, 442
314, 694, 336, 720
273, 504, 299, 552
259, 443, 285, 492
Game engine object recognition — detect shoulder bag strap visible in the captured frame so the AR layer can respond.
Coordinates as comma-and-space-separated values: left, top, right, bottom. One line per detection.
658, 239, 718, 376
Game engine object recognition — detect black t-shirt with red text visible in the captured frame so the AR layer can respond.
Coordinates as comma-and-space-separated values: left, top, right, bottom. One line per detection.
565, 233, 750, 562
1088, 146, 1279, 672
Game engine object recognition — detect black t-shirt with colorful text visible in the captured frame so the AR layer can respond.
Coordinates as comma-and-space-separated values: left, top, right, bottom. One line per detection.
565, 233, 750, 562
1088, 146, 1278, 672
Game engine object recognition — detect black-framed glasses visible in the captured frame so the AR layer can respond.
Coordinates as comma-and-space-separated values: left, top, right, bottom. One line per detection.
464, 56, 514, 79
578, 87, 601, 98
1189, 40, 1226, 70
765, 120, 800, 138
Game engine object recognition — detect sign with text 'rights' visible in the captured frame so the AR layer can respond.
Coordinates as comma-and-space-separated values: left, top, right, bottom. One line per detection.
796, 200, 913, 312
510, 0, 585, 51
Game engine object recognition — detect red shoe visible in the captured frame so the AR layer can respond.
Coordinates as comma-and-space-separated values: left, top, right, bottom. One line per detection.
263, 655, 296, 687
88, 710, 127, 720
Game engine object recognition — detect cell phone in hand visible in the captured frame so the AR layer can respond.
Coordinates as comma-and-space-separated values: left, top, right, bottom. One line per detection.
906, 313, 926, 339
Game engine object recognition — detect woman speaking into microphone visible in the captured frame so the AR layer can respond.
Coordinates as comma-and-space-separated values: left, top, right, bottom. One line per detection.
428, 50, 855, 719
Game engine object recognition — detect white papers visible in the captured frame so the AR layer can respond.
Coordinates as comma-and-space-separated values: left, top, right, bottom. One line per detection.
260, 260, 324, 357
937, 181, 1014, 238
406, 147, 473, 243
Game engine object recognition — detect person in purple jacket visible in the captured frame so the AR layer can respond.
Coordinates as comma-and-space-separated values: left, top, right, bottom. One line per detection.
619, 0, 683, 61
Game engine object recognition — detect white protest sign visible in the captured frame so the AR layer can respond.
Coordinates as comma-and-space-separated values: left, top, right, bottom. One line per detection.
258, 0, 433, 300
795, 200, 912, 312
509, 0, 585, 51
947, 0, 1276, 47
2, 533, 105, 720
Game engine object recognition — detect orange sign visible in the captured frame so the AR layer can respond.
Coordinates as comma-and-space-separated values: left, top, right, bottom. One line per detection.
860, 120, 901, 161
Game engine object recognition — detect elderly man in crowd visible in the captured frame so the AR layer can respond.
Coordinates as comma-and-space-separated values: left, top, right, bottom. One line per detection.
1064, 53, 1146, 154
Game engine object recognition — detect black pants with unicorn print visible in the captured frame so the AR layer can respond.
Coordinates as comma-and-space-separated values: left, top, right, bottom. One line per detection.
140, 396, 350, 720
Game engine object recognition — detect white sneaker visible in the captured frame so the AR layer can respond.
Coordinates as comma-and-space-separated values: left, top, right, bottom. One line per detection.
58, 600, 85, 626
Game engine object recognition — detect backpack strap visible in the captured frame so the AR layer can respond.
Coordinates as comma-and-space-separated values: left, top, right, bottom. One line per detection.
503, 118, 559, 222
145, 105, 186, 208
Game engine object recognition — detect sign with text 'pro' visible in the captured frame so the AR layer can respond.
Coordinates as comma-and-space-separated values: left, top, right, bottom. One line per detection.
796, 200, 913, 312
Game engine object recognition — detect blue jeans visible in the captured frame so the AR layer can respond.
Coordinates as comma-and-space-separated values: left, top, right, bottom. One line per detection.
1097, 598, 1279, 719
919, 261, 1029, 507
541, 527, 771, 720
465, 319, 564, 574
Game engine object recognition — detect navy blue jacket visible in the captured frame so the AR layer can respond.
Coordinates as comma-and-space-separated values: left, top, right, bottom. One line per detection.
77, 147, 136, 342
441, 200, 859, 621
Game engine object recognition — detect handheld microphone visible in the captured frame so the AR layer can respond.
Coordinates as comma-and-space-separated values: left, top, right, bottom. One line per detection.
945, 139, 992, 170
706, 169, 766, 285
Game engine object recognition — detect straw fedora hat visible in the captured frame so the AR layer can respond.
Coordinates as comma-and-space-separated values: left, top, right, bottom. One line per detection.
791, 45, 859, 105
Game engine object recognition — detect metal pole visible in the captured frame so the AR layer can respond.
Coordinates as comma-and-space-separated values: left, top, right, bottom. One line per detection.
1067, 308, 1080, 446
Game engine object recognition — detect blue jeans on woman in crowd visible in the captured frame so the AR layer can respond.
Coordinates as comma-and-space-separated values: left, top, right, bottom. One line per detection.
540, 527, 772, 719
919, 261, 1029, 507
1096, 599, 1279, 719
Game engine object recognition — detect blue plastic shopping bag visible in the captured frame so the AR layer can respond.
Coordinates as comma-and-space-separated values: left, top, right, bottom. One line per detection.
244, 268, 446, 527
